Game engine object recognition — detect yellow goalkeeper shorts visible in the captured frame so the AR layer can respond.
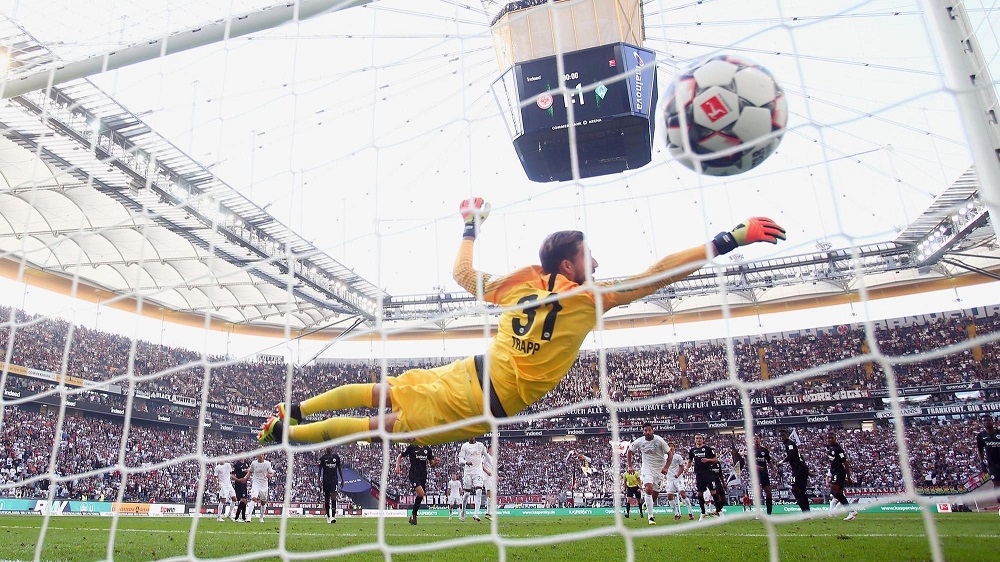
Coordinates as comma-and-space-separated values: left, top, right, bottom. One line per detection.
387, 356, 491, 445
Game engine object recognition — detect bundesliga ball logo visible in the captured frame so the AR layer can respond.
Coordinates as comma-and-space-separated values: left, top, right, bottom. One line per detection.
663, 55, 788, 176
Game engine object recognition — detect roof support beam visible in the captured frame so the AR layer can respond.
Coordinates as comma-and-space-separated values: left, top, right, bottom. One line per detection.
1, 0, 374, 98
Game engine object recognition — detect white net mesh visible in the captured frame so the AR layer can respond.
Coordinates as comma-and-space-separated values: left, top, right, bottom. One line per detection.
0, 0, 999, 561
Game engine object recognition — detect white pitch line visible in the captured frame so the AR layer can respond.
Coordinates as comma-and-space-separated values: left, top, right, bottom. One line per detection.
2, 524, 999, 540
0, 524, 456, 538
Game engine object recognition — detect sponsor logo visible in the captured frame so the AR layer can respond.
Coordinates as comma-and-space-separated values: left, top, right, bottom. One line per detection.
757, 418, 777, 425
707, 421, 728, 428
110, 407, 125, 415
157, 415, 171, 422
526, 75, 541, 82
566, 429, 585, 435
608, 59, 616, 67
524, 430, 543, 436
220, 424, 233, 431
806, 416, 830, 423
34, 500, 65, 514
632, 52, 645, 111
943, 383, 975, 391
568, 509, 593, 515
700, 95, 730, 122
65, 400, 76, 407
114, 503, 151, 514
536, 93, 554, 110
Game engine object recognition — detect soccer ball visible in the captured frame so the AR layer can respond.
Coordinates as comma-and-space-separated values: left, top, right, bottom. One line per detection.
662, 55, 787, 176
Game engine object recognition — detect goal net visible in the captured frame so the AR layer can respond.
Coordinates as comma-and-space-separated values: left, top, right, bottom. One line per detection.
0, 0, 999, 561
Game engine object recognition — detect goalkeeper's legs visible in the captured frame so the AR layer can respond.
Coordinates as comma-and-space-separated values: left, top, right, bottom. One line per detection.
265, 416, 388, 443
300, 383, 379, 414
262, 384, 394, 444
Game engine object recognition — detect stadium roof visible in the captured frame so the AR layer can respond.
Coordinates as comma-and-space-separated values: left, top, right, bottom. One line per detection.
0, 1, 997, 335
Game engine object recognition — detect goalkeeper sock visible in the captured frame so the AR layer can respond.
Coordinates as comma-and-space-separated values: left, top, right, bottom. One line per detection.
301, 384, 375, 415
290, 417, 371, 442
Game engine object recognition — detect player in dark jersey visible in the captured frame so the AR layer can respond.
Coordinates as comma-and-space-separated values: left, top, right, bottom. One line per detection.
778, 428, 810, 512
827, 432, 858, 521
976, 415, 1000, 506
318, 447, 345, 524
396, 444, 439, 525
752, 435, 775, 515
688, 434, 725, 519
231, 457, 250, 522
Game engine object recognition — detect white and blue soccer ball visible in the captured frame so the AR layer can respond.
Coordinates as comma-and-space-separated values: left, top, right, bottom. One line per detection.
662, 55, 787, 176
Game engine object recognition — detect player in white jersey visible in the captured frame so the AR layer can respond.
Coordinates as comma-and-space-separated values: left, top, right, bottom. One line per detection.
458, 436, 489, 522
662, 440, 693, 521
446, 473, 463, 520
247, 453, 275, 523
213, 461, 237, 521
627, 422, 672, 525
483, 447, 497, 520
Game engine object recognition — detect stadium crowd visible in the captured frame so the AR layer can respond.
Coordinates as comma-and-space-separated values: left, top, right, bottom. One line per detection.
0, 305, 998, 504
0, 404, 986, 503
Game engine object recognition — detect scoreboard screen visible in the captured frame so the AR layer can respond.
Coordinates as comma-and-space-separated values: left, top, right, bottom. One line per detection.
514, 43, 655, 136
490, 42, 658, 182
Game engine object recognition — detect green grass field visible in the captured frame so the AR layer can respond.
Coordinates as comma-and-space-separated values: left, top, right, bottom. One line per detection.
0, 512, 997, 561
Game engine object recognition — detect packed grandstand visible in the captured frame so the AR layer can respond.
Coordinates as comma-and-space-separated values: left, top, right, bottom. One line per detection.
1, 303, 997, 508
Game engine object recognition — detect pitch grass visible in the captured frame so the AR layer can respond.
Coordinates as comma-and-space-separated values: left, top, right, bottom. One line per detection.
0, 513, 997, 561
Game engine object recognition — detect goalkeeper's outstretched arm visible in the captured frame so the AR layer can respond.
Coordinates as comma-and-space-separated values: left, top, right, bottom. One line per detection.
600, 217, 787, 308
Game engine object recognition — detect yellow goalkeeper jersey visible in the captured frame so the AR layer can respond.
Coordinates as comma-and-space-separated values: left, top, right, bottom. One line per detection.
453, 239, 707, 417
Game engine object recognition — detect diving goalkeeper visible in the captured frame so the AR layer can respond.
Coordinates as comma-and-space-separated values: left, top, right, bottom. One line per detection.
258, 199, 786, 446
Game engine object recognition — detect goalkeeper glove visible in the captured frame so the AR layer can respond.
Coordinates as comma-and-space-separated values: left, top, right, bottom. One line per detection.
459, 197, 490, 239
712, 217, 786, 255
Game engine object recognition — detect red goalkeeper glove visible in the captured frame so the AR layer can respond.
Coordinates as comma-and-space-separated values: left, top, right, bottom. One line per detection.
712, 217, 786, 255
459, 197, 490, 239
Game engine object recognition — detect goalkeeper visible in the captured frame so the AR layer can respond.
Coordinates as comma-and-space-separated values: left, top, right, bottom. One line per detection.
258, 198, 786, 446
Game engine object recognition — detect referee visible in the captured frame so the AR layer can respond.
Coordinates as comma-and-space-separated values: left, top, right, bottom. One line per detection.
318, 447, 345, 524
622, 467, 643, 519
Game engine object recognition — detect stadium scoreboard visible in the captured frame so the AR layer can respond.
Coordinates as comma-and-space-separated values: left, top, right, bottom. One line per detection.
492, 43, 657, 182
